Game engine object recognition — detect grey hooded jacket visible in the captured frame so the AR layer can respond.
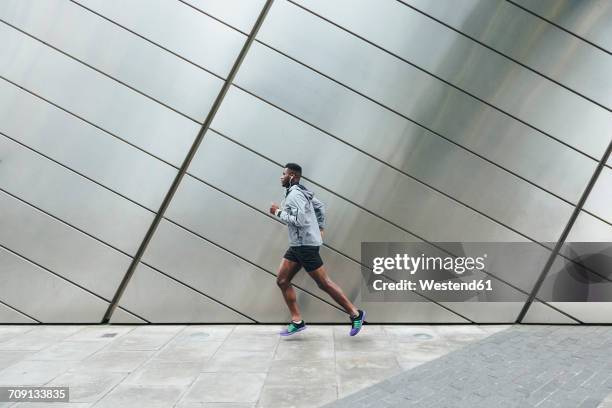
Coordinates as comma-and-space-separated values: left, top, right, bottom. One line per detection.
277, 184, 326, 247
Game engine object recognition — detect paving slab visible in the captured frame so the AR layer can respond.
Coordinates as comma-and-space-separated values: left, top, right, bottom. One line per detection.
180, 372, 267, 404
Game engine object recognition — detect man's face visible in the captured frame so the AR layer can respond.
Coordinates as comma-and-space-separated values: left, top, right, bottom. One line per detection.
281, 168, 293, 187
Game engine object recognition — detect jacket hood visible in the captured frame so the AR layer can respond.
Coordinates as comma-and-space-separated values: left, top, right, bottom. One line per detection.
287, 183, 314, 200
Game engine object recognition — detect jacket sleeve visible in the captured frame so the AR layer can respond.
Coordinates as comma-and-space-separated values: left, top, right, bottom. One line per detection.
311, 196, 326, 230
278, 191, 308, 227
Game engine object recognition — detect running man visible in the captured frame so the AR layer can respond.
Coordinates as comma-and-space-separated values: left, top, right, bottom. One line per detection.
269, 163, 365, 336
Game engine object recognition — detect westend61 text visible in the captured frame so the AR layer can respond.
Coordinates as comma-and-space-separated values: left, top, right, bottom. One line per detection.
372, 279, 493, 291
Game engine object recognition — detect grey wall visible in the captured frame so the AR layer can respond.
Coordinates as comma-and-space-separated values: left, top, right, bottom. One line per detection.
0, 0, 610, 324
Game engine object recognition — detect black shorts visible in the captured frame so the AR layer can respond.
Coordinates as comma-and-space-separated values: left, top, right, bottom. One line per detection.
283, 246, 324, 272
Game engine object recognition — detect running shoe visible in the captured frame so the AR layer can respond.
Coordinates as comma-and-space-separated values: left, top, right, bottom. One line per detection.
350, 310, 366, 336
280, 320, 306, 336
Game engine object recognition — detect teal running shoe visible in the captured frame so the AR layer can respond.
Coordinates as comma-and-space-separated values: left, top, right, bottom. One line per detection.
280, 320, 306, 336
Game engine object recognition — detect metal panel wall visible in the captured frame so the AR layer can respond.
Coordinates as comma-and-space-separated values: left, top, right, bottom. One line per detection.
232, 46, 573, 242
0, 247, 109, 323
288, 0, 611, 160
510, 0, 612, 53
0, 191, 130, 300
0, 0, 225, 122
401, 0, 612, 109
0, 0, 253, 322
1, 0, 610, 323
75, 0, 247, 78
0, 24, 199, 165
0, 80, 177, 210
181, 0, 267, 32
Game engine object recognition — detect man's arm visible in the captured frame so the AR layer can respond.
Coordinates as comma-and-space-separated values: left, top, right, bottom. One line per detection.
312, 196, 326, 230
271, 192, 308, 227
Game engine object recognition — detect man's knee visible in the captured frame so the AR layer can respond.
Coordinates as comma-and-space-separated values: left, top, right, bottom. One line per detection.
315, 277, 333, 291
277, 276, 291, 289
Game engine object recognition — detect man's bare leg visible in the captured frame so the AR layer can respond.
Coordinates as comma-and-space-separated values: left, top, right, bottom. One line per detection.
308, 266, 359, 317
276, 258, 303, 322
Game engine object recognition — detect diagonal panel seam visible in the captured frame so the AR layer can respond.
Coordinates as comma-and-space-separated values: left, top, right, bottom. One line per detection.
0, 298, 40, 323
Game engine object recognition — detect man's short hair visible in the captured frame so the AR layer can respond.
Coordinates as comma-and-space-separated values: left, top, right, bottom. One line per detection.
285, 163, 302, 175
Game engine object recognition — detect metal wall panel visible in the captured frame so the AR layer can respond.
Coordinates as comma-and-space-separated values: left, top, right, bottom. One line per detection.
76, 0, 247, 78
583, 167, 612, 225
443, 302, 568, 324
110, 307, 147, 324
521, 301, 577, 324
0, 0, 224, 122
289, 0, 612, 159
0, 247, 109, 323
401, 0, 612, 109
238, 39, 595, 205
352, 295, 468, 323
142, 219, 349, 323
0, 191, 130, 300
566, 212, 612, 242
117, 263, 252, 323
213, 86, 526, 242
0, 24, 199, 165
510, 0, 612, 52
0, 303, 37, 324
181, 0, 266, 32
234, 44, 576, 241
0, 80, 176, 211
0, 136, 154, 255
547, 303, 612, 324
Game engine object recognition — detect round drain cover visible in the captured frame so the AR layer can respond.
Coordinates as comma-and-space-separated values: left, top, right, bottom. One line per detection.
413, 333, 433, 340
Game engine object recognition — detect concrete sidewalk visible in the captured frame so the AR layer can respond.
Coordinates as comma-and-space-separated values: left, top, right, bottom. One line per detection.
0, 324, 506, 407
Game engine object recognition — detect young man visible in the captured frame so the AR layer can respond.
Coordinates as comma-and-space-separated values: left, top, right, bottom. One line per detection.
269, 163, 365, 336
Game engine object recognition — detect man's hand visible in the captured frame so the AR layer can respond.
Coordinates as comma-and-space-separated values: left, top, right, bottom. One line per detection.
320, 228, 324, 238
270, 202, 280, 215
